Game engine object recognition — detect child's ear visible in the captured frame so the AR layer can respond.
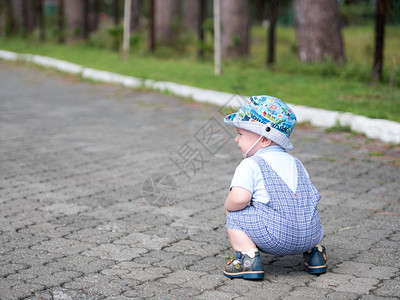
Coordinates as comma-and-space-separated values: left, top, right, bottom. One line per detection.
261, 137, 272, 147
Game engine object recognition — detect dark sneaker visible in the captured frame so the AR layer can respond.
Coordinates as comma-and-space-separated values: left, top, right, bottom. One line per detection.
303, 244, 327, 275
223, 251, 264, 279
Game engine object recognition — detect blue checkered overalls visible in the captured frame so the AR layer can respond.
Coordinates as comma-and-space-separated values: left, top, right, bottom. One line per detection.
226, 155, 323, 255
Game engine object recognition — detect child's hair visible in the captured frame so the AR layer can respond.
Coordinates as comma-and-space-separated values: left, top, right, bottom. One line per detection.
224, 95, 297, 150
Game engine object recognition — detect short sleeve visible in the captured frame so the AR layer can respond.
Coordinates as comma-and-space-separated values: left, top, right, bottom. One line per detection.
230, 159, 254, 194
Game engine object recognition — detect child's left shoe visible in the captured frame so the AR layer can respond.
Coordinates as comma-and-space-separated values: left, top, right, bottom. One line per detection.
223, 251, 264, 279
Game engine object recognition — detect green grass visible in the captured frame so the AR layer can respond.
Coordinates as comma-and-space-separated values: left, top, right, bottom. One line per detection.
0, 25, 399, 122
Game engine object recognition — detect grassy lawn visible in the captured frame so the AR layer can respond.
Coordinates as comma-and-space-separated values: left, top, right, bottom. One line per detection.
0, 25, 399, 122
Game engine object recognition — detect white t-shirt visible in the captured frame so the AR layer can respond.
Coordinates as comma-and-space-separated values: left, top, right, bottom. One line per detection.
230, 145, 309, 203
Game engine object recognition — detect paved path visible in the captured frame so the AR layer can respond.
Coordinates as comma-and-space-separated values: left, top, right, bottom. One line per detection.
0, 61, 399, 299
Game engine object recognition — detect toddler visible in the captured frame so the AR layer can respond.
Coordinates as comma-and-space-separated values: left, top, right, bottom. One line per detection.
223, 95, 327, 280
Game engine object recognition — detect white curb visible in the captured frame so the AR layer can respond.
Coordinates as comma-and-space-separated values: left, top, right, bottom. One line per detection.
1, 49, 399, 144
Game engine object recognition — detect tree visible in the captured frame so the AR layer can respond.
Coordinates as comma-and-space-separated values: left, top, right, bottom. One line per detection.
214, 0, 222, 74
183, 0, 208, 58
22, 0, 36, 36
267, 0, 278, 66
0, 0, 4, 37
1, 0, 17, 36
64, 0, 85, 40
130, 0, 140, 32
92, 0, 100, 32
154, 0, 181, 46
372, 0, 387, 82
198, 0, 207, 58
294, 0, 345, 63
113, 0, 121, 25
183, 0, 201, 34
57, 0, 65, 43
83, 0, 90, 40
253, 0, 267, 25
34, 0, 45, 41
220, 0, 250, 58
148, 0, 155, 52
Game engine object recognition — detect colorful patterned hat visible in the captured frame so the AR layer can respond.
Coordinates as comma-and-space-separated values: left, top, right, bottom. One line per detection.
224, 95, 297, 150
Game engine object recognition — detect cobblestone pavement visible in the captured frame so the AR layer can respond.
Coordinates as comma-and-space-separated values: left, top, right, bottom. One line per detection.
0, 61, 399, 300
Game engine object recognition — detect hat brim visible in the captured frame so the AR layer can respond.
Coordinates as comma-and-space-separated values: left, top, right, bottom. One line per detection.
224, 113, 294, 151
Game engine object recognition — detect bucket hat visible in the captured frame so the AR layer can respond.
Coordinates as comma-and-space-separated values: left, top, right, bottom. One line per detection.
224, 95, 296, 150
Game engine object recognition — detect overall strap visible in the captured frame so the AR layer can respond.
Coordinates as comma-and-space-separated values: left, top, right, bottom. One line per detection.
250, 155, 293, 197
250, 155, 320, 222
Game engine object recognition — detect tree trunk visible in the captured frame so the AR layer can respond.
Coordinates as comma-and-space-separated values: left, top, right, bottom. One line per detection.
11, 0, 23, 29
220, 0, 249, 58
214, 0, 222, 74
57, 0, 65, 43
113, 0, 120, 25
254, 0, 267, 25
83, 0, 89, 40
198, 0, 207, 58
183, 0, 201, 34
154, 0, 180, 46
148, 0, 155, 52
35, 0, 45, 41
267, 0, 278, 66
122, 0, 131, 60
294, 0, 345, 63
3, 0, 17, 36
130, 0, 140, 32
23, 0, 36, 36
0, 0, 4, 37
64, 0, 85, 40
91, 0, 100, 32
372, 0, 387, 82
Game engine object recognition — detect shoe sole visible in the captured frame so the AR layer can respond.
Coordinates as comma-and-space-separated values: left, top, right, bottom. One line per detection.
304, 263, 327, 275
223, 270, 264, 279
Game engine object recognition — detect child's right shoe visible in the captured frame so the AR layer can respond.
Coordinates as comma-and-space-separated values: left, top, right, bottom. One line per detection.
303, 244, 328, 274
223, 251, 264, 279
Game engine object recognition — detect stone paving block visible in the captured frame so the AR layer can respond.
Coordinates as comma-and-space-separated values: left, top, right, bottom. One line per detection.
308, 272, 380, 294
0, 263, 28, 278
113, 232, 171, 250
63, 273, 140, 298
0, 279, 44, 300
120, 267, 171, 282
122, 281, 179, 298
283, 286, 332, 299
325, 291, 359, 299
334, 261, 398, 279
66, 227, 126, 244
373, 279, 400, 298
189, 256, 226, 273
1, 249, 64, 266
82, 243, 147, 261
17, 222, 79, 238
31, 237, 96, 255
224, 280, 294, 299
29, 288, 103, 300
29, 270, 81, 288
6, 264, 63, 282
360, 295, 400, 300
352, 247, 400, 268
164, 239, 226, 257
197, 290, 239, 300
158, 269, 225, 292
47, 254, 115, 274
141, 224, 190, 243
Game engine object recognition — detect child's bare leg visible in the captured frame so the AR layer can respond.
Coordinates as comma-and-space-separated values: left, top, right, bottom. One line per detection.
227, 228, 257, 252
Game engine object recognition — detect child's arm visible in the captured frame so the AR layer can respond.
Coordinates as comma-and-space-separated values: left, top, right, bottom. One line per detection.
225, 187, 252, 213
